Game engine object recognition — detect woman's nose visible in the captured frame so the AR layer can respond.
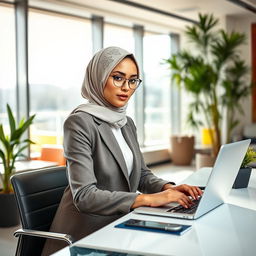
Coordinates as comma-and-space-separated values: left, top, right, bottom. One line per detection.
121, 80, 130, 91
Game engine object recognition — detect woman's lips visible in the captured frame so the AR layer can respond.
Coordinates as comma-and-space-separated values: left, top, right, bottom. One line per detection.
117, 94, 128, 101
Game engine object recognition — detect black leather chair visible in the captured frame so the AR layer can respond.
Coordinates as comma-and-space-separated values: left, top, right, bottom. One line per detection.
11, 166, 73, 256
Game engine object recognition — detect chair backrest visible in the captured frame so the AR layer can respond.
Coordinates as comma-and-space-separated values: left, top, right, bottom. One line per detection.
11, 166, 68, 256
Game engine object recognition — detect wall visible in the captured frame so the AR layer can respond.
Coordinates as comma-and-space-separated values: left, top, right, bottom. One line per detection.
226, 15, 256, 136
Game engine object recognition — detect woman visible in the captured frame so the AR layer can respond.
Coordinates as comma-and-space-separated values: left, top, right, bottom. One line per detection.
42, 46, 202, 255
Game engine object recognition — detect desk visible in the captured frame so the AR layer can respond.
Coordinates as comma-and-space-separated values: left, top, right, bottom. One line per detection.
53, 169, 256, 256
0, 160, 58, 188
0, 160, 58, 174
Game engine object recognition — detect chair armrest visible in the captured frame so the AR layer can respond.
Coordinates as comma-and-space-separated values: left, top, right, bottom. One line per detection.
14, 228, 73, 245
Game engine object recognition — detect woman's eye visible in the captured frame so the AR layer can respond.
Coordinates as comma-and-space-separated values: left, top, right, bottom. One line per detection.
129, 79, 136, 84
113, 75, 123, 81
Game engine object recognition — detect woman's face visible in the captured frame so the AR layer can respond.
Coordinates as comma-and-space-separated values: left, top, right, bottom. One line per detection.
103, 57, 138, 108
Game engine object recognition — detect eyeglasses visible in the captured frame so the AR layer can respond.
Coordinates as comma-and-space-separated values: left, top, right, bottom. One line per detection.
111, 75, 142, 90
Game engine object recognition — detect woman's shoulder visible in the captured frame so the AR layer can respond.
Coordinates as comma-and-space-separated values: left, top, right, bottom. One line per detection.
64, 111, 95, 129
68, 111, 93, 119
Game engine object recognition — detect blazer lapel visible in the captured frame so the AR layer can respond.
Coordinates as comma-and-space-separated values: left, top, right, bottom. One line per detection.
94, 118, 130, 188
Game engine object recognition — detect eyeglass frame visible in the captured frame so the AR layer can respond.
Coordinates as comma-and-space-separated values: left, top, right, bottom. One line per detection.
111, 75, 142, 90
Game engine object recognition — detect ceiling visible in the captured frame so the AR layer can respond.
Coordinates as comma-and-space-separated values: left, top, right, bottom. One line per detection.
29, 0, 256, 30
126, 0, 256, 20
6, 0, 256, 19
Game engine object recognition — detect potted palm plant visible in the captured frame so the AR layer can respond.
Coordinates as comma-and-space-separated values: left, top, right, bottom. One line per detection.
0, 104, 35, 226
233, 147, 256, 189
165, 13, 252, 167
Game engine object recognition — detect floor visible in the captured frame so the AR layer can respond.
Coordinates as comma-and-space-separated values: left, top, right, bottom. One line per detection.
0, 224, 19, 256
0, 161, 196, 256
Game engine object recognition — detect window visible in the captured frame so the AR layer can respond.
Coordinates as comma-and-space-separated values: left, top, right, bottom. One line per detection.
104, 23, 134, 52
4, 2, 180, 161
104, 23, 135, 119
28, 10, 92, 153
143, 32, 171, 146
0, 5, 16, 123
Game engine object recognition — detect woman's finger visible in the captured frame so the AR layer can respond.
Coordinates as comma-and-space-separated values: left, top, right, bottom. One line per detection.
181, 185, 203, 200
195, 186, 203, 197
187, 187, 197, 200
178, 194, 193, 208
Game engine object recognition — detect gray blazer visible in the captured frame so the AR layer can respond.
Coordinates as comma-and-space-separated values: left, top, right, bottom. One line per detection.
42, 112, 170, 255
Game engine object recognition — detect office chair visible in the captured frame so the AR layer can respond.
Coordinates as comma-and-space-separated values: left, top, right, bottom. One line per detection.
11, 166, 73, 256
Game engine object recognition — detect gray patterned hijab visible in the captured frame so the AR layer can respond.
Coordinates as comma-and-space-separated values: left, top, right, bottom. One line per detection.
74, 46, 139, 128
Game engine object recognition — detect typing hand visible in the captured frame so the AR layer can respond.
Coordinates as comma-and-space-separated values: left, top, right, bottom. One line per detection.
171, 184, 203, 200
146, 189, 194, 209
131, 184, 203, 209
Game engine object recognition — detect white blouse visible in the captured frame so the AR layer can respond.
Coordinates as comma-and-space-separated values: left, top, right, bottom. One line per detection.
111, 127, 134, 176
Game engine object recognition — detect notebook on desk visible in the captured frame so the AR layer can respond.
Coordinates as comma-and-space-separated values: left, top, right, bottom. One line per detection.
135, 139, 251, 220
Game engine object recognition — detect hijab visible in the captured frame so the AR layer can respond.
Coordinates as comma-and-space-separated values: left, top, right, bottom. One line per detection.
73, 46, 139, 128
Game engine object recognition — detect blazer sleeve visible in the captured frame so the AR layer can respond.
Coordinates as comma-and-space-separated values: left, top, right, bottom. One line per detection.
63, 113, 138, 216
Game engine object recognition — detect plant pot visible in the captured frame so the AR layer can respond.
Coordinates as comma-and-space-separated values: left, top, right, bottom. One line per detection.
170, 135, 195, 165
195, 153, 216, 169
232, 167, 252, 189
0, 192, 20, 227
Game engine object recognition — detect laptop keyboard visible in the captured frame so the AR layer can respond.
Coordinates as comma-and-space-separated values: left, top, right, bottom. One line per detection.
167, 197, 201, 214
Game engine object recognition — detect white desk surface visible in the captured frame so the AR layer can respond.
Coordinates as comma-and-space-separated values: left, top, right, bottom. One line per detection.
0, 160, 58, 174
0, 160, 58, 188
53, 168, 256, 256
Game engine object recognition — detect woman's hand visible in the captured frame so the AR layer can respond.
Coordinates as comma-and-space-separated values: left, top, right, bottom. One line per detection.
131, 184, 203, 209
170, 184, 203, 200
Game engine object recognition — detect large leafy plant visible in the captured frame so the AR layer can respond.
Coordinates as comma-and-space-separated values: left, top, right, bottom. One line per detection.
165, 13, 251, 157
0, 104, 35, 193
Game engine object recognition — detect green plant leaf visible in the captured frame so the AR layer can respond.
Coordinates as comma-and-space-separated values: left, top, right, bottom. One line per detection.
20, 138, 35, 145
12, 144, 30, 163
211, 30, 246, 70
185, 13, 219, 55
19, 114, 36, 135
241, 147, 256, 168
18, 117, 25, 128
0, 173, 3, 185
6, 104, 16, 136
10, 114, 35, 141
0, 124, 6, 144
10, 139, 20, 146
10, 127, 23, 142
0, 124, 9, 151
0, 149, 6, 169
229, 120, 239, 131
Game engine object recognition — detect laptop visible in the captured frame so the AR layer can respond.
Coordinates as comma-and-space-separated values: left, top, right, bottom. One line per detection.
135, 139, 251, 220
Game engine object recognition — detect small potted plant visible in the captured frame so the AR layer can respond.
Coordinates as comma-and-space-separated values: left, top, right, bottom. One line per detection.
0, 104, 35, 226
233, 147, 256, 189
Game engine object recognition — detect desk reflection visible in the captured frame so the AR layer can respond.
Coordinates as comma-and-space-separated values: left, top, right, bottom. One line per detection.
69, 246, 147, 256
195, 204, 256, 256
66, 245, 167, 256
